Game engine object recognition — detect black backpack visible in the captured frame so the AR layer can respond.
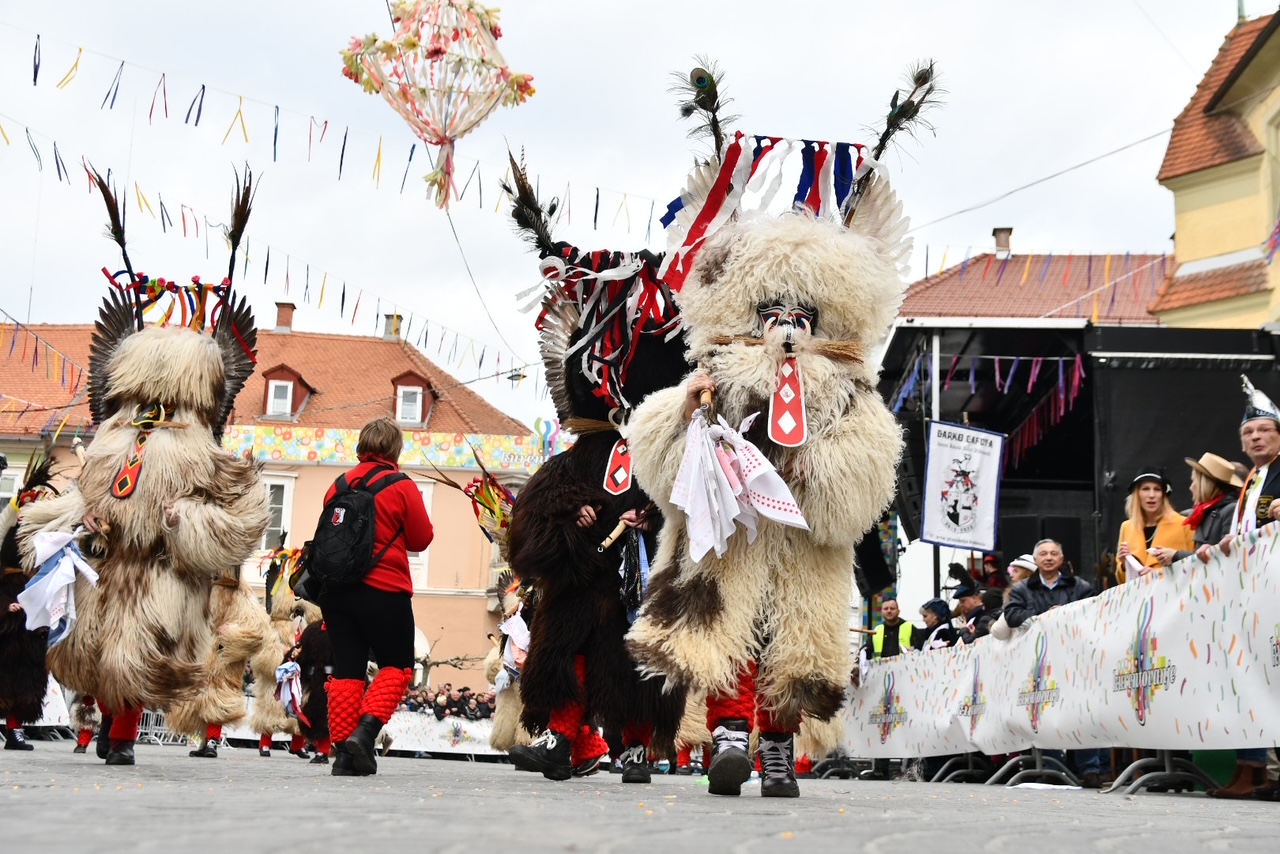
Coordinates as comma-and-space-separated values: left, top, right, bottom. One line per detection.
305, 465, 409, 588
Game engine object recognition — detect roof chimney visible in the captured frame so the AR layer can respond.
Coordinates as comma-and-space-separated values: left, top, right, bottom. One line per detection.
992, 227, 1013, 260
275, 302, 295, 333
383, 313, 403, 341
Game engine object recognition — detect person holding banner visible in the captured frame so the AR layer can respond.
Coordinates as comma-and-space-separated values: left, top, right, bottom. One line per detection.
1162, 453, 1241, 566
1199, 379, 1280, 800
1114, 469, 1193, 582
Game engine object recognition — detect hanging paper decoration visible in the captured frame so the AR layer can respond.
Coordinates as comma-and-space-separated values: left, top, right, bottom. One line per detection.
341, 0, 535, 207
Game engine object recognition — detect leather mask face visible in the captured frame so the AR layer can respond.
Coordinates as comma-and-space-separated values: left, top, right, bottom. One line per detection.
757, 302, 819, 345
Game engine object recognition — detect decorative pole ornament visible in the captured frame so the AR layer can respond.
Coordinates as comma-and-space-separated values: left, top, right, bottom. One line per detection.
341, 0, 535, 208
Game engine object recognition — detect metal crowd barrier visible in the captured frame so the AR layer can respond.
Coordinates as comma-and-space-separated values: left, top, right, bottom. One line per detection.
136, 709, 187, 746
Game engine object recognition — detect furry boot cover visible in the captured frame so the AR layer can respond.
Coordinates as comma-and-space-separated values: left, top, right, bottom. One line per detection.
326, 679, 365, 744
359, 667, 412, 724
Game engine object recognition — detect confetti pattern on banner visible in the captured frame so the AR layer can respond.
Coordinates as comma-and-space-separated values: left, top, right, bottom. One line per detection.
843, 525, 1280, 758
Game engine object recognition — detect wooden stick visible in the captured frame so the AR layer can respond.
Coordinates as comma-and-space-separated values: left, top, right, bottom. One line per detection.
598, 520, 628, 552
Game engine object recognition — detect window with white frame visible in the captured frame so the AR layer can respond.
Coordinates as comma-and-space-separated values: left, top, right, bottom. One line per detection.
396, 385, 423, 424
267, 380, 293, 417
407, 481, 434, 591
0, 461, 22, 506
259, 475, 295, 550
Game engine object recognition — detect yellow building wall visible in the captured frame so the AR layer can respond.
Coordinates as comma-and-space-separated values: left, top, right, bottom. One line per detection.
1167, 157, 1265, 264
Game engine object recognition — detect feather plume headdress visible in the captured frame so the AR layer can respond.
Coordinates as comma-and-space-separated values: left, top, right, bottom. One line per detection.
87, 165, 260, 440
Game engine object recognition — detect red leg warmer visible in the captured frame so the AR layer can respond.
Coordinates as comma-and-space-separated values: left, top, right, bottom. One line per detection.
109, 707, 142, 742
756, 704, 793, 735
315, 737, 332, 757
677, 745, 692, 768
622, 722, 652, 748
571, 726, 609, 766
705, 663, 757, 730
359, 667, 413, 724
547, 656, 588, 738
6, 716, 21, 730
795, 754, 814, 775
259, 733, 273, 750
76, 729, 93, 748
289, 734, 305, 752
205, 724, 223, 742
327, 678, 366, 743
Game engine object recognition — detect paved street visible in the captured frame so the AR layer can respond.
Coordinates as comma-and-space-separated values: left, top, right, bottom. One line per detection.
1, 744, 1276, 853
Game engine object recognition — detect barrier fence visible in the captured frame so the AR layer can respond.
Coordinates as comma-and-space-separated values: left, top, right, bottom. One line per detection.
841, 525, 1280, 758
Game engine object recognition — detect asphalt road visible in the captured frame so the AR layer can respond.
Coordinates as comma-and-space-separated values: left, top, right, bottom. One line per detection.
1, 743, 1276, 852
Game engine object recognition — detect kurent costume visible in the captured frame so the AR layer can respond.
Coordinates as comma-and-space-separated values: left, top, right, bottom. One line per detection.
292, 616, 335, 764
500, 152, 691, 782
249, 561, 315, 758
17, 171, 269, 766
623, 65, 938, 798
0, 457, 57, 750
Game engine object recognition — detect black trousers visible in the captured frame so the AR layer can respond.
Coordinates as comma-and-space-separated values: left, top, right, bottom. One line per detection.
319, 584, 415, 680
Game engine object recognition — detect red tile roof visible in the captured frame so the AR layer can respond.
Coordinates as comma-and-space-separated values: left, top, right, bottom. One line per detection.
0, 324, 93, 442
901, 253, 1169, 324
237, 329, 529, 433
0, 324, 528, 440
1157, 15, 1274, 183
1148, 257, 1269, 313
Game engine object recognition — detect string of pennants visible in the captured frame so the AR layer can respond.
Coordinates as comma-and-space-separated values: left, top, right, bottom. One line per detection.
0, 109, 543, 394
891, 351, 1087, 467
0, 25, 666, 236
0, 306, 92, 440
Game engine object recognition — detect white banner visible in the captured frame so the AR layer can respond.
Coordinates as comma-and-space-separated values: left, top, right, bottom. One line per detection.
225, 701, 503, 756
32, 675, 70, 728
921, 421, 1005, 551
843, 524, 1280, 757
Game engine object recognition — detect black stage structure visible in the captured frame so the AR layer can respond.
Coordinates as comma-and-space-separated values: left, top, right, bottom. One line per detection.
877, 318, 1280, 595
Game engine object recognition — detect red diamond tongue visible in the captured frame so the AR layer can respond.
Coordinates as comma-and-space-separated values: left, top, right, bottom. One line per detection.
602, 438, 633, 495
768, 355, 807, 447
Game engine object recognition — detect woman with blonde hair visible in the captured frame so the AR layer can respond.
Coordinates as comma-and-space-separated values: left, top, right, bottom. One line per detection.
1115, 468, 1194, 582
1161, 453, 1242, 566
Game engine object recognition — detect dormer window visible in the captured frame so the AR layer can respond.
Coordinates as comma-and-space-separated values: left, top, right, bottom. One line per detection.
268, 380, 293, 416
397, 385, 423, 424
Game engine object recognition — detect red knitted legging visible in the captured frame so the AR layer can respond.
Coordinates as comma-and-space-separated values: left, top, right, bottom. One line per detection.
326, 678, 366, 743
361, 667, 413, 724
205, 724, 223, 741
103, 706, 142, 742
571, 726, 609, 766
547, 656, 587, 738
704, 663, 794, 734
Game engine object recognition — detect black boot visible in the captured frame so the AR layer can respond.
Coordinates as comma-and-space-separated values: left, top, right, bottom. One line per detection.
620, 744, 652, 784
759, 732, 800, 798
72, 744, 88, 754
3, 727, 34, 751
507, 730, 573, 781
95, 715, 113, 760
330, 749, 358, 776
340, 715, 383, 776
310, 753, 330, 765
105, 740, 136, 766
188, 740, 218, 758
707, 719, 752, 796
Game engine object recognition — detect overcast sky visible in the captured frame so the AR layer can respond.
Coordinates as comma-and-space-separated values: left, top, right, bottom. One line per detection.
0, 0, 1269, 428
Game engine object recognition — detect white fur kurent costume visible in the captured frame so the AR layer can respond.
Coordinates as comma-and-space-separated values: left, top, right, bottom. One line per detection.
625, 86, 932, 792
18, 170, 270, 765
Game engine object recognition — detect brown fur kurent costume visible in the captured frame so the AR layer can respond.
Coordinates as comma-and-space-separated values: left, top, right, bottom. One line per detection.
17, 169, 269, 766
624, 64, 938, 798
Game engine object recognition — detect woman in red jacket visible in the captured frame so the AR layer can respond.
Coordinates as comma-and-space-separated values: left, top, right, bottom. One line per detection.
322, 418, 433, 777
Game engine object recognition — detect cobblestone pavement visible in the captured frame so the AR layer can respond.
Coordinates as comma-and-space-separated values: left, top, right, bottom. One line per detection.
1, 744, 1276, 853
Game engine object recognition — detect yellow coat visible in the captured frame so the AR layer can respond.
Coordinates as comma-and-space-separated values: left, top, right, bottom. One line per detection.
1115, 509, 1194, 583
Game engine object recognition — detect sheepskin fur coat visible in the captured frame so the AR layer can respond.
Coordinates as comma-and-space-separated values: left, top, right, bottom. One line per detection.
19, 324, 270, 713
624, 210, 905, 730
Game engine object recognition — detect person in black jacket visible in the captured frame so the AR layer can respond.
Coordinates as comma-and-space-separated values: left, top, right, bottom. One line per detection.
1003, 539, 1095, 629
915, 599, 958, 650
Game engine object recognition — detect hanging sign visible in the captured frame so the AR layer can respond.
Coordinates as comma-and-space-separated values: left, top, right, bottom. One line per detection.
921, 421, 1005, 551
